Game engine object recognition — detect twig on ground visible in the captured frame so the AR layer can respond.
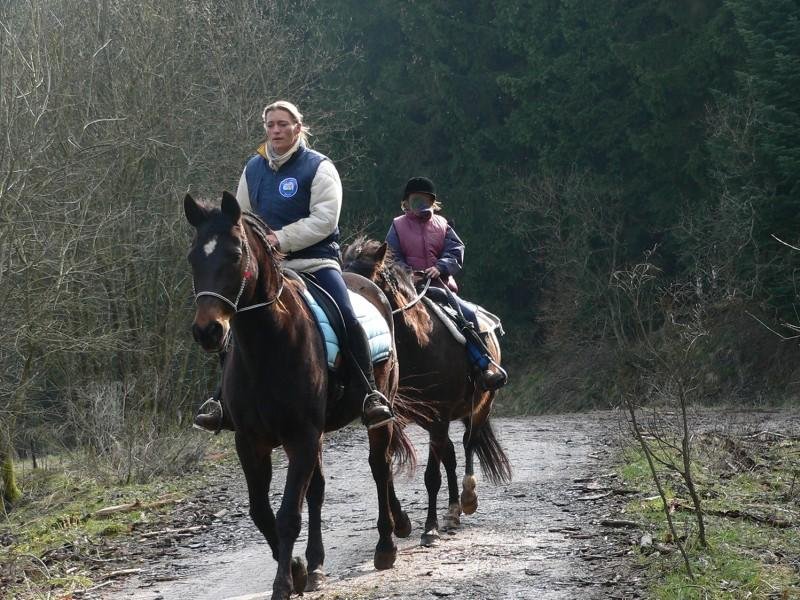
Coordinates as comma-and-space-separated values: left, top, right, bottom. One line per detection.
93, 495, 181, 518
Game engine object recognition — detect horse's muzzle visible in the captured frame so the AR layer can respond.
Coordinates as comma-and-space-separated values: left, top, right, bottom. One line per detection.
192, 319, 227, 352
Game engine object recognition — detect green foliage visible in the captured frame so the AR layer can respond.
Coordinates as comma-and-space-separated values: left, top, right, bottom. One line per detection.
621, 433, 800, 598
0, 439, 233, 598
4, 0, 800, 447
318, 0, 793, 354
708, 0, 800, 313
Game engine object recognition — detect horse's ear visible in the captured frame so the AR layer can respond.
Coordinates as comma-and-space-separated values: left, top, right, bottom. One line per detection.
376, 242, 389, 266
184, 194, 207, 227
221, 191, 242, 223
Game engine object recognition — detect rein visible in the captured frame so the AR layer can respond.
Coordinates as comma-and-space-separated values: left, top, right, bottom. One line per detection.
385, 270, 432, 315
192, 214, 285, 314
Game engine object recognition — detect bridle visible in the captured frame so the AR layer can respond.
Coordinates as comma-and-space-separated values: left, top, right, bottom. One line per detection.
192, 221, 285, 314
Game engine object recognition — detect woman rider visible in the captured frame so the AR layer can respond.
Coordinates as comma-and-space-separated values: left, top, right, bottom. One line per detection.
194, 100, 393, 431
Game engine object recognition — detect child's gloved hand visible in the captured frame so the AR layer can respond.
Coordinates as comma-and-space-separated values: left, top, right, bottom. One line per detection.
423, 266, 441, 280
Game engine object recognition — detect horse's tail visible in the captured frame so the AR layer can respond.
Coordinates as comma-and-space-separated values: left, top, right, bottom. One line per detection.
466, 418, 512, 485
388, 389, 435, 476
389, 421, 416, 476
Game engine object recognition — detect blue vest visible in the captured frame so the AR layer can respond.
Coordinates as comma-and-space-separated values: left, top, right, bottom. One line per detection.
244, 146, 340, 260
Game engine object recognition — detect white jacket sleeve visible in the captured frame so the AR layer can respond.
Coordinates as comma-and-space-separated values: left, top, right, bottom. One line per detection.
235, 167, 252, 211
274, 160, 342, 252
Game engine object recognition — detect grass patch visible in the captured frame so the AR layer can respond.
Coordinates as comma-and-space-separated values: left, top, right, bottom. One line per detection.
0, 434, 236, 599
620, 432, 800, 599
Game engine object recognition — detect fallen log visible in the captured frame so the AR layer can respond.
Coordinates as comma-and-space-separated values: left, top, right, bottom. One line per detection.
600, 519, 640, 529
673, 501, 794, 528
104, 568, 144, 579
140, 525, 205, 539
93, 496, 181, 518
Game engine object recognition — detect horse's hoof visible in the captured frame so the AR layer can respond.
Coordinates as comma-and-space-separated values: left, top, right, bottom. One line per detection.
305, 568, 326, 592
394, 511, 413, 538
270, 588, 290, 600
291, 556, 307, 595
443, 503, 461, 530
461, 475, 478, 515
421, 529, 440, 547
374, 546, 397, 570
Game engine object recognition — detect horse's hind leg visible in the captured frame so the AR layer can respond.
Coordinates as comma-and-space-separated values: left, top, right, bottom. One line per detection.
441, 434, 462, 529
368, 424, 397, 569
461, 419, 479, 515
305, 448, 326, 592
389, 479, 412, 538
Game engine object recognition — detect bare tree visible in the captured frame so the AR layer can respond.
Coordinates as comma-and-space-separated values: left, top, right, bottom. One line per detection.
505, 169, 625, 342
611, 255, 709, 576
0, 0, 351, 498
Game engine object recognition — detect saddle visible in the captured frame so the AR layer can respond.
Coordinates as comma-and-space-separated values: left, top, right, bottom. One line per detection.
284, 270, 392, 371
422, 295, 505, 346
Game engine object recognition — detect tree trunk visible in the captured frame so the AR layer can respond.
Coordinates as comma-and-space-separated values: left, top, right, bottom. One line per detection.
0, 428, 21, 506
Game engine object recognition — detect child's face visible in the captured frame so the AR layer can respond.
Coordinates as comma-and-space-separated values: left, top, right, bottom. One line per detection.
407, 193, 434, 213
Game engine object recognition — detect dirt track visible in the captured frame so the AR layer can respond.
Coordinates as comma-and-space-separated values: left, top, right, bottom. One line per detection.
108, 412, 646, 600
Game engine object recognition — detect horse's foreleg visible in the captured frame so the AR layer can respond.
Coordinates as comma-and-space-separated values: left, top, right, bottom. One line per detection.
441, 434, 462, 529
235, 433, 279, 560
422, 423, 446, 546
304, 448, 326, 592
422, 440, 442, 546
367, 424, 396, 570
272, 437, 319, 600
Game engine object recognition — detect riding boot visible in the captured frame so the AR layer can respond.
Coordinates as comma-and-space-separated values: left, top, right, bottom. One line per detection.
463, 327, 508, 392
345, 321, 394, 429
193, 351, 234, 433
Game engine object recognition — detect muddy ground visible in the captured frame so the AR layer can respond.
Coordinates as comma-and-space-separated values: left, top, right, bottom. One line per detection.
91, 411, 651, 600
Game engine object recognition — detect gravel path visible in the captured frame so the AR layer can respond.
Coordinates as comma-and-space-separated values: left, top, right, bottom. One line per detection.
107, 412, 647, 600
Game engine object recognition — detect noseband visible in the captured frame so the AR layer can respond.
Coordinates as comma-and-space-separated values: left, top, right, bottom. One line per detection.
192, 225, 284, 314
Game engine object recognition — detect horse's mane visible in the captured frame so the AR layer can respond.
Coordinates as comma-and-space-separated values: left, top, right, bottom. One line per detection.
344, 237, 433, 346
240, 211, 306, 316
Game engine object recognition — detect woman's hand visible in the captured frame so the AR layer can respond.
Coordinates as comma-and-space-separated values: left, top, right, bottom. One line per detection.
267, 233, 281, 249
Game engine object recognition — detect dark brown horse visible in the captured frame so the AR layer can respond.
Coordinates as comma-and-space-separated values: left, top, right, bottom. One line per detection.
184, 194, 413, 600
343, 238, 512, 546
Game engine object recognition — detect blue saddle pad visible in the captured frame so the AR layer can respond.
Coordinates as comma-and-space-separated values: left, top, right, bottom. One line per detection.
300, 289, 392, 370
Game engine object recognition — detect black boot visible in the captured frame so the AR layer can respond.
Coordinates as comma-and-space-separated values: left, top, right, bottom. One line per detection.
478, 366, 507, 391
462, 327, 508, 392
193, 351, 233, 433
193, 387, 225, 432
346, 321, 393, 429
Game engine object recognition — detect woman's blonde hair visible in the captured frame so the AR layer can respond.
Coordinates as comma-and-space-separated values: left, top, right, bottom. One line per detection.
262, 100, 311, 145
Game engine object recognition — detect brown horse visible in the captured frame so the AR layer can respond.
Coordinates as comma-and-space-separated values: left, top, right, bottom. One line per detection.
343, 238, 511, 546
184, 194, 413, 600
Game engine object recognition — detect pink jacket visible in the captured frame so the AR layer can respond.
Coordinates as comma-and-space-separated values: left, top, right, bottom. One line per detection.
391, 213, 459, 291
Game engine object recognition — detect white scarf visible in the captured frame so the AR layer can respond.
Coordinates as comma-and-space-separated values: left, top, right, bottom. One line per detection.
266, 137, 304, 171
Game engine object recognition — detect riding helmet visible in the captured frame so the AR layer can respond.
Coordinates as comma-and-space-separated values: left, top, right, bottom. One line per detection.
403, 177, 437, 199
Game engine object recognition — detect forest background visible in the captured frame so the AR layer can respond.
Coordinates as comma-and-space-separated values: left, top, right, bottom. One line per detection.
1, 0, 800, 495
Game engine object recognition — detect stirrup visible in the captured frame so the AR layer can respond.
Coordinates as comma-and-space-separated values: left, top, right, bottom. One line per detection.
362, 391, 394, 430
193, 397, 223, 433
479, 359, 508, 391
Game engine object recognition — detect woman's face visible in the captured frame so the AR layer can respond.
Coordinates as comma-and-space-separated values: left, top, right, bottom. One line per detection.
265, 109, 300, 154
